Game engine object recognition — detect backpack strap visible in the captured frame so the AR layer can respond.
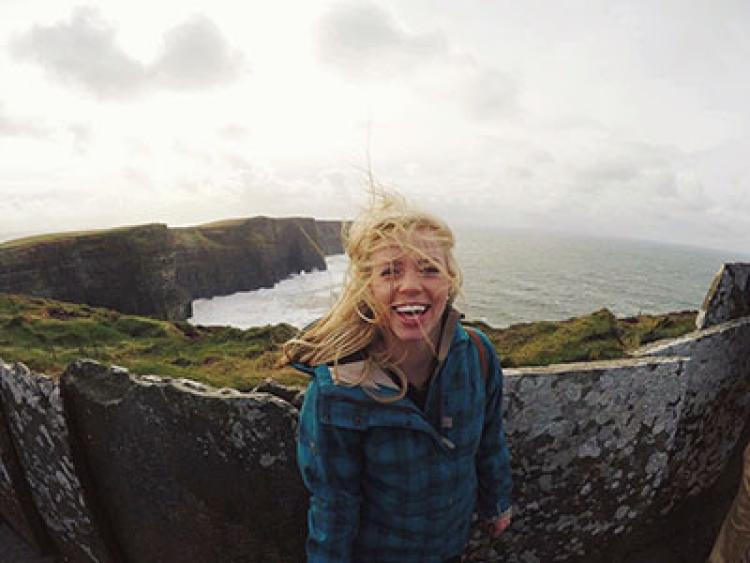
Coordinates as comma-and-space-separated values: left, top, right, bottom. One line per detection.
465, 326, 489, 385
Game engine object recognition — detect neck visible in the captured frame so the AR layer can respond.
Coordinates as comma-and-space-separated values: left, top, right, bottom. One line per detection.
380, 335, 438, 389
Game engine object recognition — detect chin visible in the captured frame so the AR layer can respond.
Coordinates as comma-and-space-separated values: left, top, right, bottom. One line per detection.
388, 320, 440, 344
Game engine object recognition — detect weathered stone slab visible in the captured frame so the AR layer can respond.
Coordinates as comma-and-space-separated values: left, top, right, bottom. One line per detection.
60, 360, 306, 563
0, 361, 54, 556
0, 521, 58, 563
472, 356, 688, 563
634, 317, 750, 510
252, 378, 299, 404
697, 262, 750, 329
0, 361, 115, 563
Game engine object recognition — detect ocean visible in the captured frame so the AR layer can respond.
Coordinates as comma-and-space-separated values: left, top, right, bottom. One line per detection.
188, 227, 749, 330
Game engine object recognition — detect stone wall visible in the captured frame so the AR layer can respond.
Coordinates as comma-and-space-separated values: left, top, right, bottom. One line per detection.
0, 263, 748, 562
0, 360, 307, 563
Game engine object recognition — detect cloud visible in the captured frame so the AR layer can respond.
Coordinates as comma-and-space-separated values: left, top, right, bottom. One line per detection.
67, 123, 93, 152
10, 7, 146, 98
0, 104, 48, 137
457, 66, 520, 119
318, 3, 520, 120
10, 8, 246, 99
150, 16, 245, 89
317, 1, 448, 77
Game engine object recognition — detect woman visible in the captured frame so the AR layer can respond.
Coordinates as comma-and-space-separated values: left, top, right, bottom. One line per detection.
281, 192, 512, 563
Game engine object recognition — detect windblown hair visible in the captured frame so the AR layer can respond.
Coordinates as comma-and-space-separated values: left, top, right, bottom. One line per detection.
279, 190, 462, 399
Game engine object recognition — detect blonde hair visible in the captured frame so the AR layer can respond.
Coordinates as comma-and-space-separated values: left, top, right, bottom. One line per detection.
280, 190, 462, 399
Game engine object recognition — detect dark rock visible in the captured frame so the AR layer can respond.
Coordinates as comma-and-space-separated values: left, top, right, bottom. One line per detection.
0, 522, 58, 563
697, 262, 750, 329
60, 360, 307, 563
253, 378, 299, 405
621, 546, 682, 563
314, 220, 347, 256
0, 361, 54, 557
478, 357, 689, 563
0, 361, 114, 563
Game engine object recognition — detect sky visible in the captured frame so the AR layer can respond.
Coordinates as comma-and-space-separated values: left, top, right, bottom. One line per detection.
0, 0, 748, 254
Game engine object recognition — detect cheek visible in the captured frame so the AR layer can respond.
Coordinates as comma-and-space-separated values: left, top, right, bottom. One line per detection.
369, 279, 393, 308
434, 280, 452, 301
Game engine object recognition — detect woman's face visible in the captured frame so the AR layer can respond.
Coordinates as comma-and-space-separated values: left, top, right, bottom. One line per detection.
368, 235, 452, 349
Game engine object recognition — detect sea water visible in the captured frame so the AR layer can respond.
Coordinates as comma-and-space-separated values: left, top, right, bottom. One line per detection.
189, 227, 749, 330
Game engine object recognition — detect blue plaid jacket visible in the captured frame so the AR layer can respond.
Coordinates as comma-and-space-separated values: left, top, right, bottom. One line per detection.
295, 312, 512, 563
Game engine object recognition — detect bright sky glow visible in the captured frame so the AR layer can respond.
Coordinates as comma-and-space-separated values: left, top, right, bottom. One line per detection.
1, 0, 748, 254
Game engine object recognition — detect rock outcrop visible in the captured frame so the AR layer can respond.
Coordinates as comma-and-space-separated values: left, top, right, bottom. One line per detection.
314, 220, 348, 256
60, 360, 307, 563
0, 217, 345, 321
0, 362, 113, 563
697, 262, 750, 329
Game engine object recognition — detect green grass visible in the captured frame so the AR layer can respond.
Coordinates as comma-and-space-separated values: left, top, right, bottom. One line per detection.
0, 293, 304, 388
0, 224, 164, 249
466, 308, 697, 368
0, 293, 697, 388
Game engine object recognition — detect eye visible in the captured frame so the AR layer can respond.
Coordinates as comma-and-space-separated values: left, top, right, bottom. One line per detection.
418, 262, 442, 275
380, 264, 401, 277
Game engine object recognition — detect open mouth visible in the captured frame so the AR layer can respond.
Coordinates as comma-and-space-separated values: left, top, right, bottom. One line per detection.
392, 304, 430, 321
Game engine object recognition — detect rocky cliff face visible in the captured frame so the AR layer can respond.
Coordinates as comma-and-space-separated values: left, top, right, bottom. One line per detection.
0, 217, 344, 321
174, 217, 327, 301
314, 220, 347, 256
0, 224, 187, 320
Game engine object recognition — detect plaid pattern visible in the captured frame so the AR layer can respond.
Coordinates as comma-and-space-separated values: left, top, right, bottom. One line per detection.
296, 321, 512, 563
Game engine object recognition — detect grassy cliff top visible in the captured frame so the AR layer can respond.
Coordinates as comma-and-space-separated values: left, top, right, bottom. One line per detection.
1, 217, 339, 252
0, 293, 696, 389
0, 224, 166, 250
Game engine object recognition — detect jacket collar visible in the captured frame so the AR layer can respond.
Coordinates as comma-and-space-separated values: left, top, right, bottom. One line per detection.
330, 306, 467, 391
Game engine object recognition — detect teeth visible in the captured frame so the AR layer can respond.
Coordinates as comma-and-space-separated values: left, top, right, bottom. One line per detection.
394, 305, 427, 314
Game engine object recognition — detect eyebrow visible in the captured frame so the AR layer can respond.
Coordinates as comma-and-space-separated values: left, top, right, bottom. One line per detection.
374, 252, 444, 265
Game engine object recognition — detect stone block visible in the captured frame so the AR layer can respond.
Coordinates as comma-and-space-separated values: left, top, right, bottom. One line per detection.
0, 361, 116, 563
471, 356, 688, 562
633, 317, 750, 509
697, 263, 750, 329
0, 360, 54, 556
60, 360, 307, 563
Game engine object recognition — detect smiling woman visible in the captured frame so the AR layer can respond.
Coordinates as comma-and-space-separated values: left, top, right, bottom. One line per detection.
279, 190, 512, 563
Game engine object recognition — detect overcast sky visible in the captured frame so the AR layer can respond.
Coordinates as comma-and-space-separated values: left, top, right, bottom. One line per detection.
0, 0, 748, 254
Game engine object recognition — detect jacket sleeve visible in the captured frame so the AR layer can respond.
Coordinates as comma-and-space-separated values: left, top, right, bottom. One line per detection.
297, 379, 362, 562
474, 332, 513, 519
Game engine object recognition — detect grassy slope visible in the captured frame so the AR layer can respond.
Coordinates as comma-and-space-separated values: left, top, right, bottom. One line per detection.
0, 224, 165, 249
467, 308, 696, 368
0, 293, 697, 389
0, 294, 302, 389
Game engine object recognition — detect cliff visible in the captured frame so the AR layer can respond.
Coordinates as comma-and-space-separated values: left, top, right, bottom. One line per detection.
314, 220, 348, 256
0, 217, 344, 321
0, 224, 187, 320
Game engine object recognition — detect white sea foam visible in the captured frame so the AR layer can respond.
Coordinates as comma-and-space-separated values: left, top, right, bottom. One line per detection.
189, 255, 349, 329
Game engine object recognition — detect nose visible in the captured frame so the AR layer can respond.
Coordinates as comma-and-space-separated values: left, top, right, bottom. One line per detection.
397, 264, 422, 293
